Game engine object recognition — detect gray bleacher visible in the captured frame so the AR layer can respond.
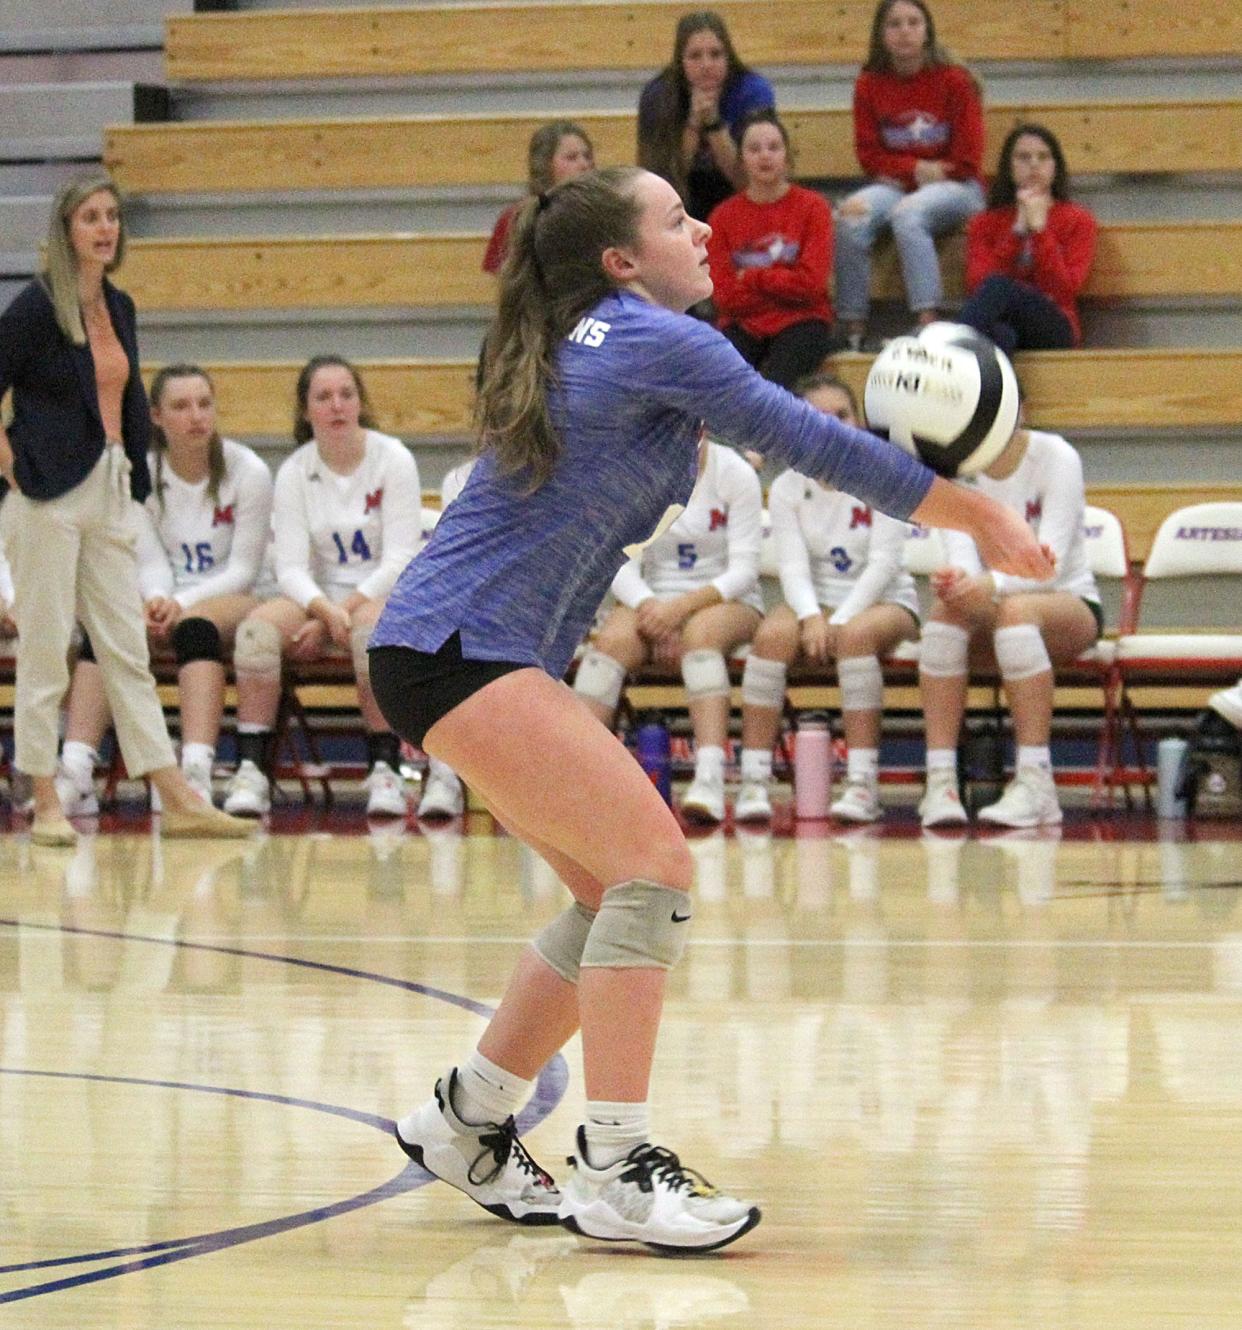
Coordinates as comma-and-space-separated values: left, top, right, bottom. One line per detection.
0, 0, 190, 52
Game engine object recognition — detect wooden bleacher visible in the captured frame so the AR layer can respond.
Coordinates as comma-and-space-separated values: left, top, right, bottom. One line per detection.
160, 1, 1242, 82
119, 220, 1242, 311
105, 99, 1242, 194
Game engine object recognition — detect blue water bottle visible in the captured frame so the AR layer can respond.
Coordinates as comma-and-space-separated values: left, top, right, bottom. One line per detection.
635, 718, 673, 806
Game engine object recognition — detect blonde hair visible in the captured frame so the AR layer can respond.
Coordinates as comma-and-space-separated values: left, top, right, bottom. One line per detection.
42, 173, 127, 346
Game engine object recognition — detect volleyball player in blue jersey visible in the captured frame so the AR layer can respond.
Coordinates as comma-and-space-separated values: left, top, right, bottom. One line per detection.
368, 166, 1052, 1254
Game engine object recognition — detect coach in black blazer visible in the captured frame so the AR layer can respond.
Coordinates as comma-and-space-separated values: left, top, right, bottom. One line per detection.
0, 173, 251, 845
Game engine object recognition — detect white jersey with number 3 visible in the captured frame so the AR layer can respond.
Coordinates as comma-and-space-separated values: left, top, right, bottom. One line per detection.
610, 442, 763, 612
272, 429, 421, 607
134, 439, 274, 609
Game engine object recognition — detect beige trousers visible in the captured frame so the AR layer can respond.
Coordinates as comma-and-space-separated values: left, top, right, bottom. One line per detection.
5, 446, 175, 778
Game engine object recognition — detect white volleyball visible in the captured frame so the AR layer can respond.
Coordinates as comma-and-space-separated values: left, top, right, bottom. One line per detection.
863, 322, 1020, 477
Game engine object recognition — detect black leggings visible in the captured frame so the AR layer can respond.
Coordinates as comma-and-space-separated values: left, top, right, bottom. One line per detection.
959, 275, 1076, 354
368, 634, 527, 749
722, 319, 837, 391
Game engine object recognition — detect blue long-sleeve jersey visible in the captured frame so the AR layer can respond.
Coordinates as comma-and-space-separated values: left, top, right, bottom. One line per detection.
372, 290, 934, 677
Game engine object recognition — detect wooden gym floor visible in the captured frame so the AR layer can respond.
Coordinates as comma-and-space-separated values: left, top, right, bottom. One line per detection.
3, 807, 1242, 1329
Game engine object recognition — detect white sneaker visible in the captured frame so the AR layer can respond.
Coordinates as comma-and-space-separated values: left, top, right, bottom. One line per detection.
395, 1069, 561, 1226
681, 771, 725, 824
417, 767, 464, 820
831, 776, 881, 823
977, 765, 1062, 829
558, 1127, 761, 1254
54, 760, 99, 818
919, 770, 968, 828
365, 760, 409, 818
222, 759, 271, 816
1210, 680, 1242, 729
182, 754, 214, 807
733, 779, 772, 823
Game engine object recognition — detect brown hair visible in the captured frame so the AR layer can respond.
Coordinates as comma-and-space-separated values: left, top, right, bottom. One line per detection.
476, 166, 645, 492
638, 12, 754, 203
863, 0, 978, 93
294, 354, 377, 444
792, 371, 860, 419
988, 122, 1072, 208
149, 363, 227, 507
737, 108, 795, 175
527, 120, 595, 194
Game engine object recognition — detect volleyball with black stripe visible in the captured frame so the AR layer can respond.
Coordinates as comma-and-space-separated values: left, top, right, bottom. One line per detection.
863, 323, 1020, 478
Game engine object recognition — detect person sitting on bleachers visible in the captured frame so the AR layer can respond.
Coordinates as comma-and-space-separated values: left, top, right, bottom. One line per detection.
223, 355, 421, 820
834, 0, 985, 349
918, 411, 1101, 829
735, 374, 920, 824
572, 435, 763, 824
55, 364, 273, 813
637, 10, 775, 225
706, 110, 837, 390
960, 122, 1097, 354
482, 121, 595, 276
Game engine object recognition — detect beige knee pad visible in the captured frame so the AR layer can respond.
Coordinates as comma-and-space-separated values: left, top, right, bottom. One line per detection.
681, 648, 730, 701
233, 618, 282, 681
580, 879, 692, 971
531, 901, 598, 984
573, 647, 627, 710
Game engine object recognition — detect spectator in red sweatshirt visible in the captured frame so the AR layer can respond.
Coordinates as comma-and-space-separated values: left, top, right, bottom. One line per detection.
835, 0, 985, 349
707, 110, 836, 389
960, 123, 1097, 354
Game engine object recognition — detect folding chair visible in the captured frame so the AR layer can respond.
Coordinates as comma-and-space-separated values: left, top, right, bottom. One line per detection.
1111, 502, 1242, 803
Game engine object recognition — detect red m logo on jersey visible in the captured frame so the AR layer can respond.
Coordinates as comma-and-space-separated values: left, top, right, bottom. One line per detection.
364, 488, 384, 514
850, 505, 872, 529
1026, 498, 1043, 523
709, 508, 728, 530
212, 504, 234, 527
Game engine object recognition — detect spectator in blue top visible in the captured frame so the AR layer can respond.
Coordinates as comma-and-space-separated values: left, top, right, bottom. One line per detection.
637, 11, 775, 224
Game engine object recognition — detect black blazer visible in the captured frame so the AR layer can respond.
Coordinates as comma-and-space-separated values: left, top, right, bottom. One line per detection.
0, 276, 152, 503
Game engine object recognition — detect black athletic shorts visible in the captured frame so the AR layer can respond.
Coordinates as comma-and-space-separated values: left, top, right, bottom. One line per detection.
368, 634, 527, 748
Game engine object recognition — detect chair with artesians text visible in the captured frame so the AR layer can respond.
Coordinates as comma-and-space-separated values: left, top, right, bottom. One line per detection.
1111, 503, 1242, 804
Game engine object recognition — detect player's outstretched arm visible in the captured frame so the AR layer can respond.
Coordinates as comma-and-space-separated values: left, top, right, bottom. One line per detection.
912, 477, 1055, 581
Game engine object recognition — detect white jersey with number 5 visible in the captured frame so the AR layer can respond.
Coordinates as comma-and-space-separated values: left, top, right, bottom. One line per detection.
134, 438, 274, 609
610, 442, 763, 613
273, 429, 422, 607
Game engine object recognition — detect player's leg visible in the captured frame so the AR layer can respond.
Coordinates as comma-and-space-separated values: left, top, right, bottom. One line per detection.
736, 604, 800, 822
571, 604, 648, 729
918, 602, 989, 827
679, 600, 761, 824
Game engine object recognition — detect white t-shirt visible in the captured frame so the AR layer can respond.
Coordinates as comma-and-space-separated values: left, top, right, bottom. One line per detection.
272, 429, 422, 608
135, 439, 274, 609
942, 429, 1100, 602
768, 468, 920, 622
610, 442, 764, 613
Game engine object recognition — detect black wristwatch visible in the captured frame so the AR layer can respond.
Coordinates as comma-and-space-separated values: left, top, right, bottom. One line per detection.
701, 118, 725, 134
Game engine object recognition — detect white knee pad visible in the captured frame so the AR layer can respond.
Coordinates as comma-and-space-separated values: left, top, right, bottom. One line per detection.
580, 880, 691, 971
741, 654, 787, 709
918, 622, 969, 678
573, 647, 626, 710
994, 623, 1052, 682
233, 619, 282, 681
681, 648, 730, 701
350, 621, 373, 685
838, 655, 884, 711
531, 901, 598, 984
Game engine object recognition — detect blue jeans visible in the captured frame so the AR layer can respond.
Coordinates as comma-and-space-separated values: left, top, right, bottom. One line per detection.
834, 178, 985, 321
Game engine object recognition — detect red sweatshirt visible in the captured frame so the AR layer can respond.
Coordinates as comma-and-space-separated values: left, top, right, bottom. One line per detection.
482, 201, 520, 274
853, 64, 983, 190
706, 185, 834, 338
966, 201, 1097, 343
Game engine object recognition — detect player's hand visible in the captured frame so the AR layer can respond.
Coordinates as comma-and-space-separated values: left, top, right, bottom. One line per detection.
799, 613, 834, 664
940, 572, 994, 616
144, 596, 181, 639
1017, 186, 1051, 232
689, 86, 721, 129
637, 597, 685, 641
0, 601, 16, 638
975, 502, 1056, 580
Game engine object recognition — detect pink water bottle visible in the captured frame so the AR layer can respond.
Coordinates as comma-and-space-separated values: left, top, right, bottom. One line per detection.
794, 713, 833, 820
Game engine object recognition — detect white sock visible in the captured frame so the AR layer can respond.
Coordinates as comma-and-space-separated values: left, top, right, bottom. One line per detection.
847, 748, 879, 783
926, 748, 957, 773
450, 1049, 532, 1125
428, 756, 460, 786
694, 744, 725, 781
182, 742, 214, 768
583, 1100, 650, 1169
740, 748, 772, 782
61, 740, 97, 777
1017, 745, 1052, 772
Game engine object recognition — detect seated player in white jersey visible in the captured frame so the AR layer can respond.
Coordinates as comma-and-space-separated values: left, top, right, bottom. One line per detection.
223, 355, 421, 819
54, 365, 274, 813
572, 435, 763, 824
736, 374, 920, 824
918, 408, 1102, 829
